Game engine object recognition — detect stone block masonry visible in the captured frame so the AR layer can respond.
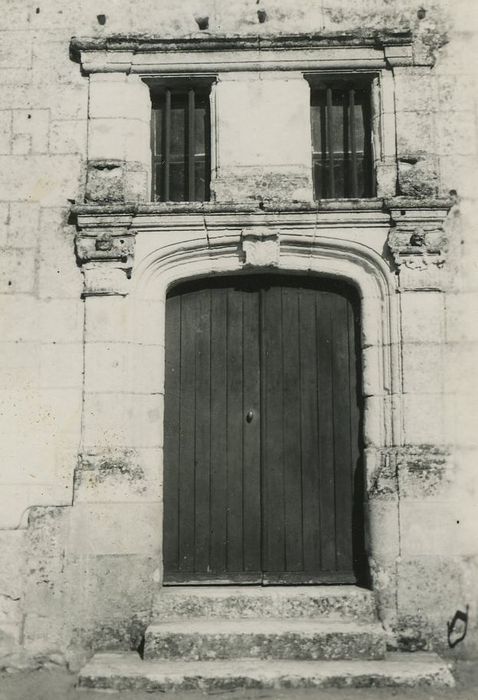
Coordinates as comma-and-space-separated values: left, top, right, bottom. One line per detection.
0, 0, 477, 675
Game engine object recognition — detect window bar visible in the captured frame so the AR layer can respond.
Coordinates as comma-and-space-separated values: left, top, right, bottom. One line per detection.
326, 87, 335, 198
349, 88, 358, 198
151, 108, 158, 200
164, 88, 171, 201
366, 86, 375, 196
188, 88, 196, 201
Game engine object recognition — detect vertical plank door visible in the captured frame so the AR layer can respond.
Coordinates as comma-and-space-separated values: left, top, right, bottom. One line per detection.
163, 276, 362, 584
260, 278, 361, 583
163, 279, 262, 583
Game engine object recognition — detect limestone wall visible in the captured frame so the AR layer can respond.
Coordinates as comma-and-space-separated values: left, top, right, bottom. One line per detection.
0, 0, 477, 669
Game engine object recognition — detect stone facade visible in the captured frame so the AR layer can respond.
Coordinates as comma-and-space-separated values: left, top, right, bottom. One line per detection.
0, 0, 477, 672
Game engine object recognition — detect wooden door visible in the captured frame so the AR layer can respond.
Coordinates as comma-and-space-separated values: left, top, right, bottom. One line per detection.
163, 275, 363, 584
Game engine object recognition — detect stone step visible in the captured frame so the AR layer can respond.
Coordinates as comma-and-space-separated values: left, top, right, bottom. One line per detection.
143, 618, 387, 661
153, 585, 377, 621
78, 651, 455, 692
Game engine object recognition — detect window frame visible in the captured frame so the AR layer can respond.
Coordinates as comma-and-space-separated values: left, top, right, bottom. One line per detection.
148, 77, 216, 203
306, 73, 379, 201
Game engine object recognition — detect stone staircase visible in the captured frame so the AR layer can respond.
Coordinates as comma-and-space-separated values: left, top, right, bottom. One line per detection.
78, 586, 454, 691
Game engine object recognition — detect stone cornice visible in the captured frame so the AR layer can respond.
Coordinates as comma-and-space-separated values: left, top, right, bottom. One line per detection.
71, 30, 413, 55
73, 199, 390, 233
71, 30, 415, 74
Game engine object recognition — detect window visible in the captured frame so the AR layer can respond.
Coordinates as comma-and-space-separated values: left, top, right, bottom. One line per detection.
310, 78, 375, 199
151, 83, 211, 202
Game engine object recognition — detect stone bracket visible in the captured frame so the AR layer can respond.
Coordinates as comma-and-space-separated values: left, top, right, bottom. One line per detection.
386, 199, 452, 273
240, 228, 280, 267
76, 231, 135, 265
73, 207, 136, 296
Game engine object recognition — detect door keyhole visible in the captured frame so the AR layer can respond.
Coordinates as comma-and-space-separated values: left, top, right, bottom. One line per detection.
246, 409, 254, 423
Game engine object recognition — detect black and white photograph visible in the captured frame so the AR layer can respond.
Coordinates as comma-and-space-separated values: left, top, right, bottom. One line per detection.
0, 1, 477, 698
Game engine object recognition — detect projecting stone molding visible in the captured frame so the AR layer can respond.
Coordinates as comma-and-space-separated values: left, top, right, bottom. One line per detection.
70, 30, 418, 75
72, 198, 453, 295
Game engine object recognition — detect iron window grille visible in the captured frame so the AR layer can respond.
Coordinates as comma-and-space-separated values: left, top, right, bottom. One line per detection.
151, 82, 212, 202
310, 78, 375, 199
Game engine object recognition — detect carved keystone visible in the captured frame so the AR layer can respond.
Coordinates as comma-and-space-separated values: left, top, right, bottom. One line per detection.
241, 228, 280, 267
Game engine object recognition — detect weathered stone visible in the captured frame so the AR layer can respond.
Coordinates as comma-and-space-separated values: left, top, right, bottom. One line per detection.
76, 231, 135, 265
82, 263, 132, 296
365, 501, 400, 561
74, 449, 161, 502
86, 159, 149, 203
396, 445, 453, 498
85, 160, 125, 203
213, 167, 313, 203
78, 651, 455, 691
65, 552, 157, 653
386, 199, 451, 277
396, 556, 465, 652
144, 619, 387, 661
397, 155, 440, 198
153, 586, 377, 622
365, 448, 398, 499
0, 530, 25, 663
22, 507, 70, 655
0, 0, 476, 672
